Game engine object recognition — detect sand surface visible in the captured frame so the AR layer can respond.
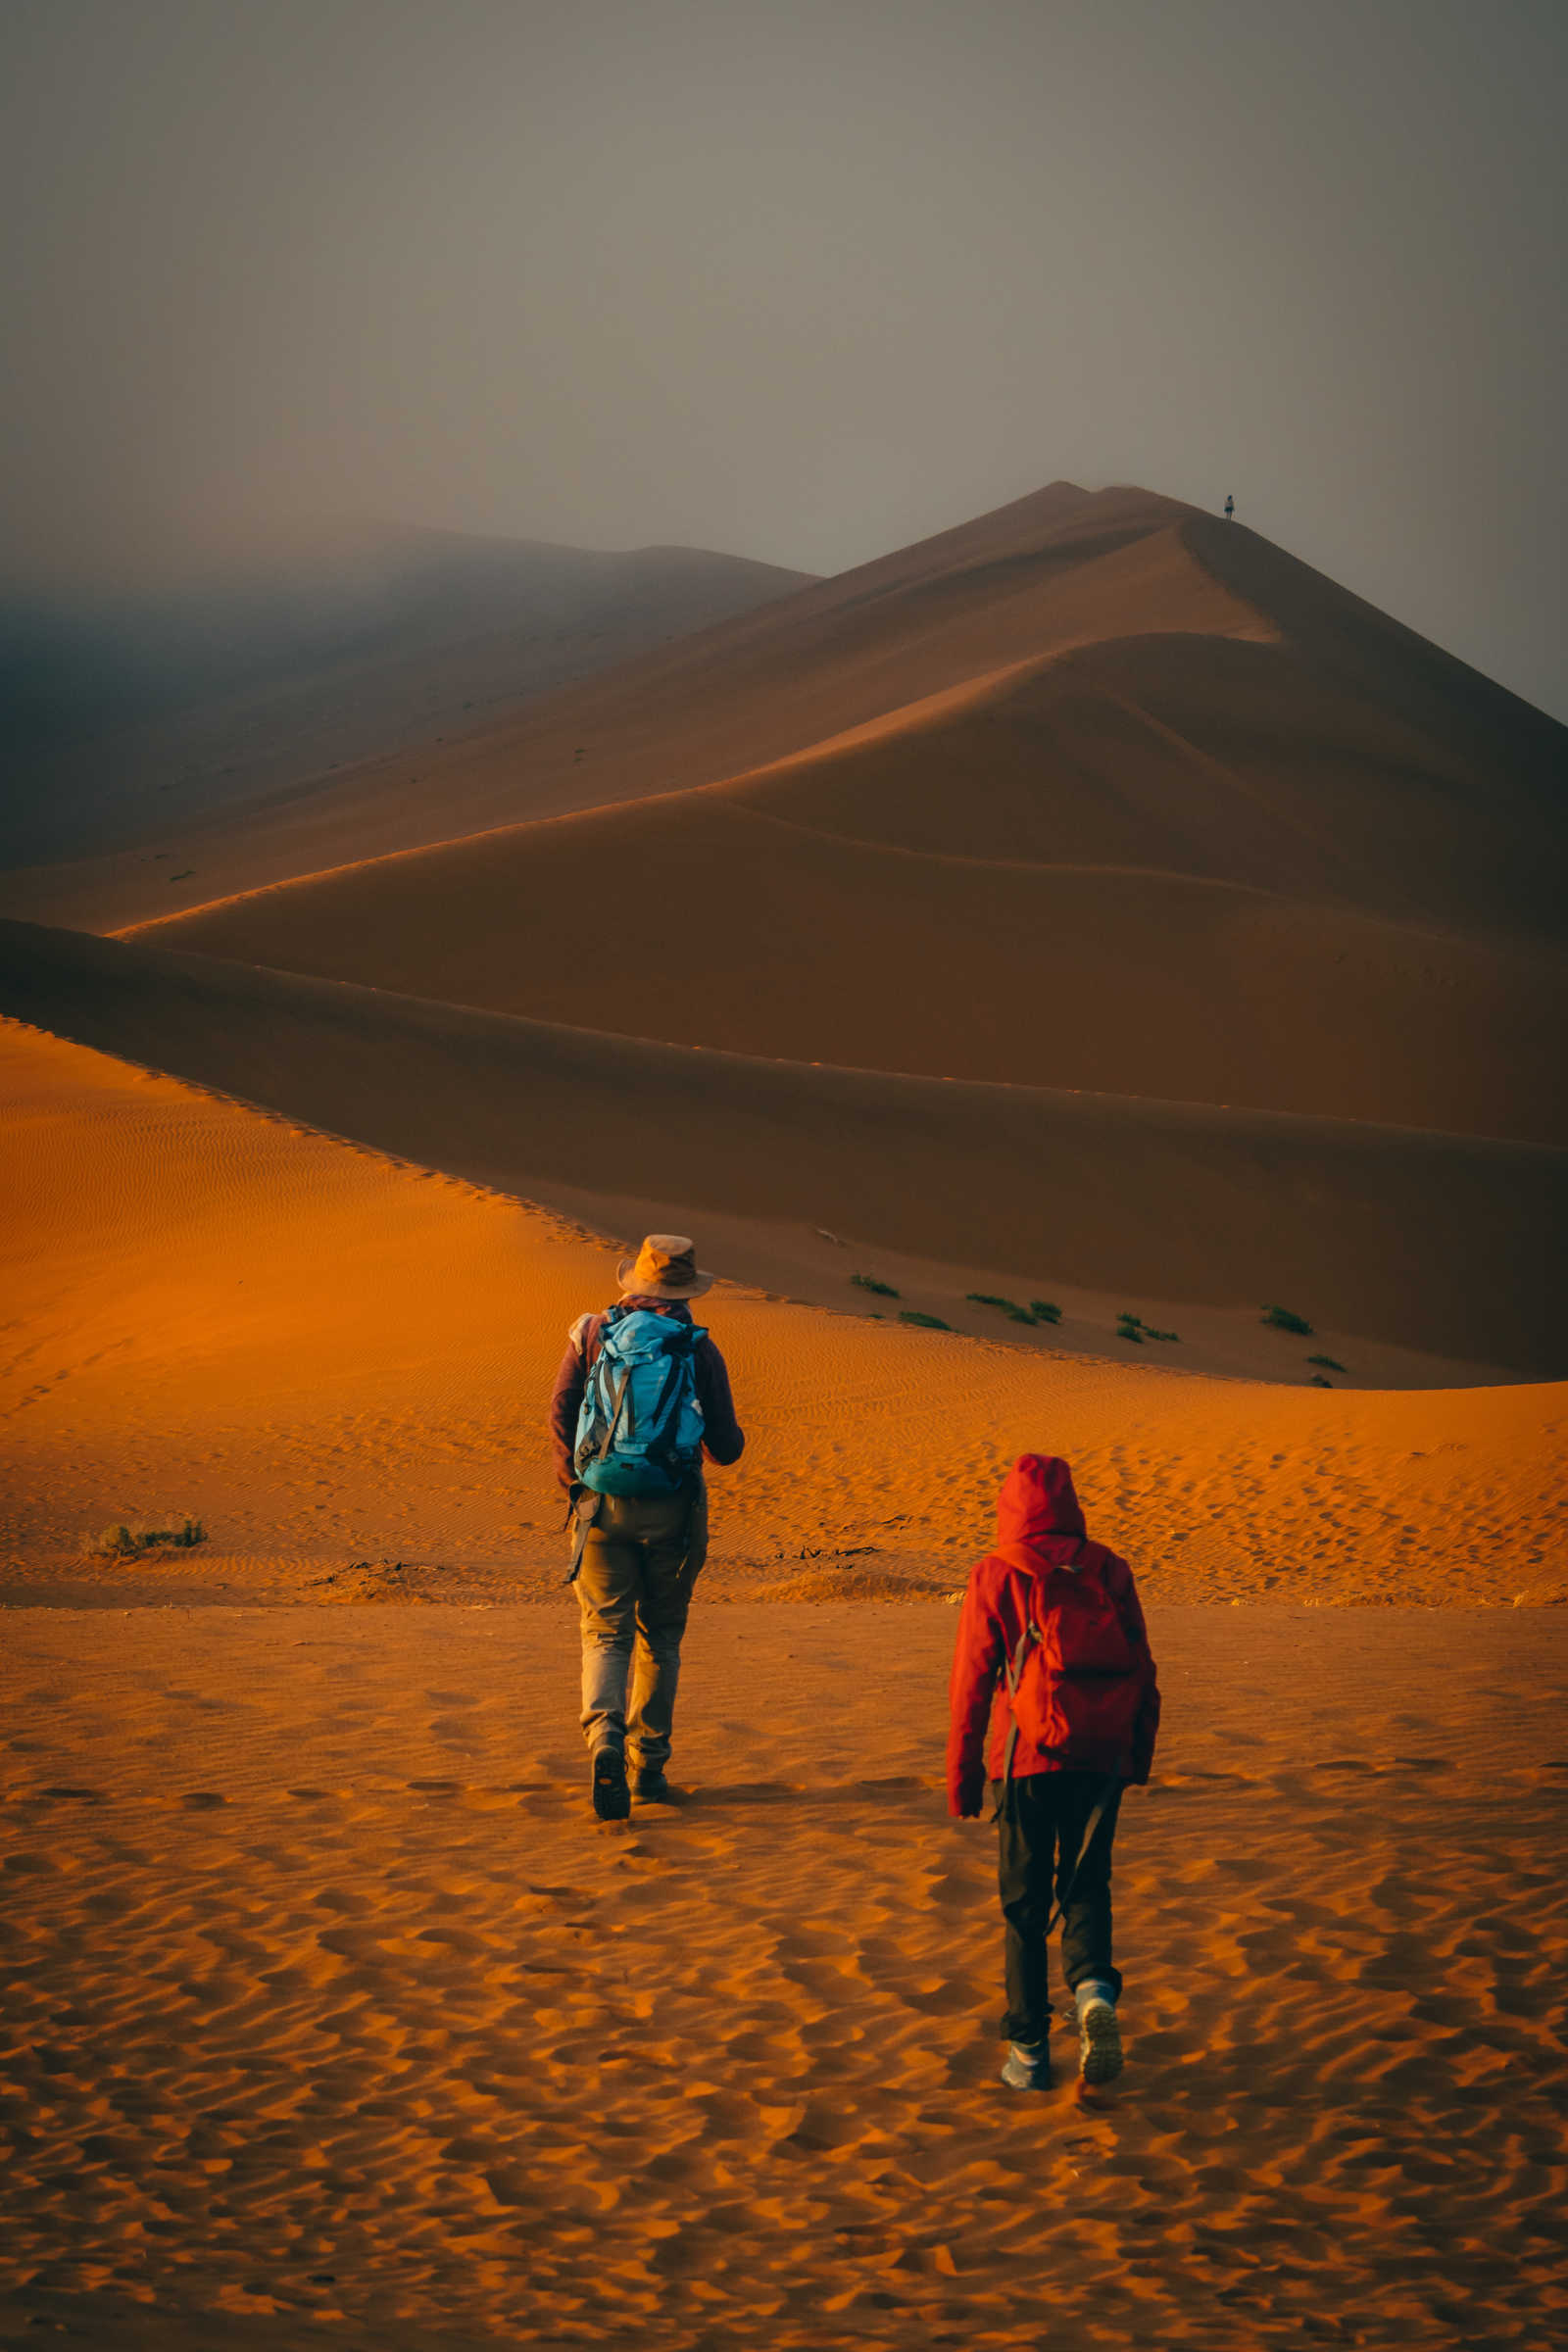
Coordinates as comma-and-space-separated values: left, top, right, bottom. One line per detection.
3, 1603, 1566, 2350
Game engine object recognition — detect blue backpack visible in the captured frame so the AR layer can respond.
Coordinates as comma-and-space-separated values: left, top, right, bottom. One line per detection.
572, 1307, 707, 1496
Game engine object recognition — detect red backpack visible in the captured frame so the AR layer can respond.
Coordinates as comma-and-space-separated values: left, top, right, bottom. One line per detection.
998, 1540, 1148, 1781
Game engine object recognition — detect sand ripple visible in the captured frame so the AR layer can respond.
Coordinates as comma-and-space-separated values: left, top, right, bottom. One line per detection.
3, 1604, 1565, 2348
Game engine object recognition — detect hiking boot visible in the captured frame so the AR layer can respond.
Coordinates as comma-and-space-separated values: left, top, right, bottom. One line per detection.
1000, 2040, 1052, 2091
590, 1746, 630, 1821
1077, 1997, 1123, 2085
633, 1765, 675, 1803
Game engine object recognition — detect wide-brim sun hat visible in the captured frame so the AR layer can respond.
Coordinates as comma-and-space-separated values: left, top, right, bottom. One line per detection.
616, 1233, 715, 1300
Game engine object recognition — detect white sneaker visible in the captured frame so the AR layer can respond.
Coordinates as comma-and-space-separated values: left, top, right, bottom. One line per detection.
1077, 1998, 1123, 2084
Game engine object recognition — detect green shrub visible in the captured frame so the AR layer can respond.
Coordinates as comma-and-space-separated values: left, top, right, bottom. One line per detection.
84, 1517, 206, 1560
1309, 1374, 1334, 1388
851, 1273, 900, 1298
1028, 1300, 1062, 1324
1262, 1305, 1314, 1336
966, 1292, 1035, 1322
1143, 1325, 1181, 1344
1116, 1314, 1146, 1343
1307, 1353, 1347, 1373
899, 1310, 951, 1331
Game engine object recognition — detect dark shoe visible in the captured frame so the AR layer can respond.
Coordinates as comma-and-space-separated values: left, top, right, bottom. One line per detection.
633, 1766, 675, 1803
591, 1747, 630, 1821
1001, 2040, 1052, 2091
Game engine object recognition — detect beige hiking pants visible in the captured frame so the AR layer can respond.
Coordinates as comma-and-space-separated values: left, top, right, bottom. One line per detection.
574, 1483, 708, 1767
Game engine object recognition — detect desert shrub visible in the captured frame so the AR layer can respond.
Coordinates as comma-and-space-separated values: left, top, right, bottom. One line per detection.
899, 1310, 952, 1331
84, 1517, 205, 1559
1262, 1305, 1314, 1335
1309, 1374, 1334, 1388
1116, 1314, 1146, 1342
1307, 1353, 1347, 1373
966, 1292, 1035, 1322
852, 1273, 900, 1298
1143, 1325, 1181, 1343
1028, 1299, 1062, 1324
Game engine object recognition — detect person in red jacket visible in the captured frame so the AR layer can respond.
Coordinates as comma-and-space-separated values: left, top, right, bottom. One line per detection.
948, 1453, 1159, 2091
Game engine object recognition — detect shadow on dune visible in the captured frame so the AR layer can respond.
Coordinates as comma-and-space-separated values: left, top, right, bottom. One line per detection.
2, 918, 1562, 1376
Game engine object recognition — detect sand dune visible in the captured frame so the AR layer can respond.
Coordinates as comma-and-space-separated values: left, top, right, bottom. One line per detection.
111, 494, 1568, 1160
3, 927, 1564, 1385
124, 701, 1568, 1145
0, 486, 1259, 933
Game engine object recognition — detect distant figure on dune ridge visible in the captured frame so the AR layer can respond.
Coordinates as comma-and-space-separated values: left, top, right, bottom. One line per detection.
948, 1454, 1159, 2092
550, 1234, 745, 1821
1224, 491, 1235, 520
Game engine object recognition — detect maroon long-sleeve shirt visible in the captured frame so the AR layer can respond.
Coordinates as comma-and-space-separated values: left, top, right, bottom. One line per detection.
548, 1296, 746, 1492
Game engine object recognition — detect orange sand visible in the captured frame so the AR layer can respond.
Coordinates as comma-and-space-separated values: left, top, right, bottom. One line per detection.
3, 1594, 1567, 2348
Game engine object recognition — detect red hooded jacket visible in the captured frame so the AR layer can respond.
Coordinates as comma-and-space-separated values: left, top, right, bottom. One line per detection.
947, 1453, 1159, 1818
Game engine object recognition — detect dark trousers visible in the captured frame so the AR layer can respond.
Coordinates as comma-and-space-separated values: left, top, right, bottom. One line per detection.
994, 1770, 1123, 2044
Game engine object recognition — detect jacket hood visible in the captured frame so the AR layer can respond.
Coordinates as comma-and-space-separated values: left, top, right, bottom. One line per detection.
996, 1453, 1087, 1557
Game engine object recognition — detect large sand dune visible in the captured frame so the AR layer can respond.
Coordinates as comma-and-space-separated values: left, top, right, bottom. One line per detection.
114, 493, 1568, 1158
3, 924, 1564, 1378
124, 707, 1568, 1143
0, 486, 1261, 932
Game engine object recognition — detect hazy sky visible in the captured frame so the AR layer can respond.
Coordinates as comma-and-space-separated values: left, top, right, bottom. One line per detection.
3, 0, 1564, 713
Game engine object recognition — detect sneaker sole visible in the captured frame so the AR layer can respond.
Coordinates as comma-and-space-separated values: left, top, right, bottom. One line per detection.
591, 1752, 630, 1821
1079, 2003, 1123, 2084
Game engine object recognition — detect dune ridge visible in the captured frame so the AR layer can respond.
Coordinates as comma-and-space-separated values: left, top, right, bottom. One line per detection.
0, 485, 1258, 933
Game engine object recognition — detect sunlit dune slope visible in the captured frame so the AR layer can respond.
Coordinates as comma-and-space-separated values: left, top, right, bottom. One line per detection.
4, 922, 1563, 1375
2, 484, 1254, 932
129, 509, 1568, 1145
3, 1016, 1563, 1597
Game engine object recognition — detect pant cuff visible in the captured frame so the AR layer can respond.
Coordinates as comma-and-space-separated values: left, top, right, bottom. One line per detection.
1073, 1978, 1118, 2011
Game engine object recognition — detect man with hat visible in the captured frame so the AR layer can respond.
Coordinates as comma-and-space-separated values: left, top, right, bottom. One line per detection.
549, 1235, 745, 1819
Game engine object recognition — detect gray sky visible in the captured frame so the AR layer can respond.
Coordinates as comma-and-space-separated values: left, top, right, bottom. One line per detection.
3, 0, 1564, 714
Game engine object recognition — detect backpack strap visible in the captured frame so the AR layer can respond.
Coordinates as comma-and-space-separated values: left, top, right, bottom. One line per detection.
577, 1361, 633, 1475
991, 1616, 1037, 1821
